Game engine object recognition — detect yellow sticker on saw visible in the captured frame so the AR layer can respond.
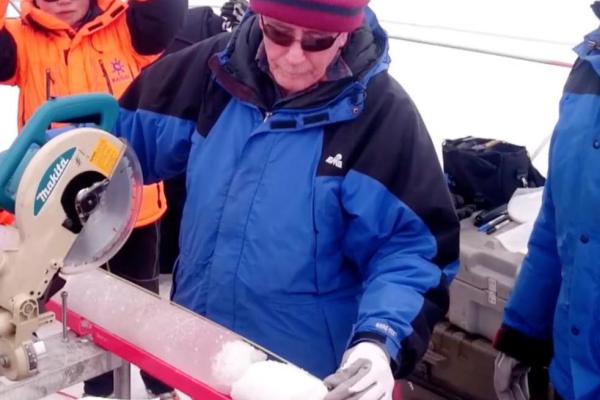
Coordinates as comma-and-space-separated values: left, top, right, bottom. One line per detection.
91, 138, 121, 176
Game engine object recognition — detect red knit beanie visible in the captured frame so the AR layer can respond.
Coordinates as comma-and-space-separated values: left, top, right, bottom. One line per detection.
250, 0, 369, 33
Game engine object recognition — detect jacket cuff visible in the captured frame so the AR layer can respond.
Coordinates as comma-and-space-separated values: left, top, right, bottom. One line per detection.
493, 324, 553, 367
350, 331, 402, 376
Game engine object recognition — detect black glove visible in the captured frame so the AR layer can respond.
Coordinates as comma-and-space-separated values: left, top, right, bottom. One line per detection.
220, 0, 248, 31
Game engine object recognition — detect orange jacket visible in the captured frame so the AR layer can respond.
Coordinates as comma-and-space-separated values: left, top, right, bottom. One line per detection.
0, 0, 186, 226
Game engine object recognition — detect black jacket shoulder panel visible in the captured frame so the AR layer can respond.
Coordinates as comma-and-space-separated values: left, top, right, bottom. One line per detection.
564, 58, 600, 96
320, 72, 430, 194
322, 72, 459, 266
119, 32, 233, 136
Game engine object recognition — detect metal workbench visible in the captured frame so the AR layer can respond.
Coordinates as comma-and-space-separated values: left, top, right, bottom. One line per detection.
0, 331, 124, 400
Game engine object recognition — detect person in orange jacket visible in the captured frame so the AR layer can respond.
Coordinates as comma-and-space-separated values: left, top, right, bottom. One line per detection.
0, 0, 186, 398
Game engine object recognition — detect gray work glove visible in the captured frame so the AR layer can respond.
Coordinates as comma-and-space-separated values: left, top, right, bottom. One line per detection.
323, 342, 394, 400
494, 352, 530, 400
220, 0, 248, 31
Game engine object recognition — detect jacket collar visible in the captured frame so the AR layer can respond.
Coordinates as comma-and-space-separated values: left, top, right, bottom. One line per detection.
210, 8, 389, 118
21, 0, 127, 36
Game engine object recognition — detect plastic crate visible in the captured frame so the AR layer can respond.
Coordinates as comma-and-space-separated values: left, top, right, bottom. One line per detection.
448, 219, 525, 341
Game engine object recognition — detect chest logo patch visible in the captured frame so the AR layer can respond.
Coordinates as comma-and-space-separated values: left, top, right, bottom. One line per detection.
325, 153, 343, 169
109, 59, 130, 83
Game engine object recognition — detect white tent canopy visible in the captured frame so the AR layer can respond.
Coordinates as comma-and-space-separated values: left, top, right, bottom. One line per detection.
1, 0, 598, 175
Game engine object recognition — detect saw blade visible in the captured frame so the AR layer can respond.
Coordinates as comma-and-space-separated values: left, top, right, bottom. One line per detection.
61, 142, 143, 274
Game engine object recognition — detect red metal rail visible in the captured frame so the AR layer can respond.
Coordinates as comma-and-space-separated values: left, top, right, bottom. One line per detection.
46, 300, 230, 400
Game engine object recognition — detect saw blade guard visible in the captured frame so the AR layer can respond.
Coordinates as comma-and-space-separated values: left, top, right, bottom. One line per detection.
0, 94, 119, 213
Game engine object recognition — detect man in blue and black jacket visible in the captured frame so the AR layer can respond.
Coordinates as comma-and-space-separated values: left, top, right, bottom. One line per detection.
116, 1, 460, 398
494, 3, 600, 400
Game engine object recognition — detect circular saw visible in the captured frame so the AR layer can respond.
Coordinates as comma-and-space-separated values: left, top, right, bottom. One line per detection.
0, 94, 142, 380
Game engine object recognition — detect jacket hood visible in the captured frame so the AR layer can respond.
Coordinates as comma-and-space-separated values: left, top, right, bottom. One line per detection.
593, 1, 600, 20
21, 0, 127, 34
210, 7, 390, 112
574, 3, 600, 77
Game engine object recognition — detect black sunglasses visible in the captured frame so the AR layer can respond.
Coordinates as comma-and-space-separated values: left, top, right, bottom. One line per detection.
260, 16, 341, 53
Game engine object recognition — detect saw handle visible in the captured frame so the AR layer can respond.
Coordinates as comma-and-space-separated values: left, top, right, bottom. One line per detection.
0, 94, 120, 212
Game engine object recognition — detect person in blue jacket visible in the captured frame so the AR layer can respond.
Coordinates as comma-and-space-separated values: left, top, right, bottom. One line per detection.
494, 3, 600, 400
115, 0, 459, 398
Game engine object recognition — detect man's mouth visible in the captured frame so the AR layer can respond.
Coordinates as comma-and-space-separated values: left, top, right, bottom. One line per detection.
282, 70, 309, 78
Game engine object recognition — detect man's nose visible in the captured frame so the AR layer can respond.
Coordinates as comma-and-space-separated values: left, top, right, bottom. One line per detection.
285, 40, 306, 64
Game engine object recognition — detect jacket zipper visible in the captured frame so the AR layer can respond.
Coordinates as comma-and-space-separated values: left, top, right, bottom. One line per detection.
263, 111, 272, 122
45, 69, 55, 100
98, 60, 114, 95
156, 183, 162, 208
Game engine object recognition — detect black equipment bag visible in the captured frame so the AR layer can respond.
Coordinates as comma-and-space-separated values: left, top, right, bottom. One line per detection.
442, 137, 546, 210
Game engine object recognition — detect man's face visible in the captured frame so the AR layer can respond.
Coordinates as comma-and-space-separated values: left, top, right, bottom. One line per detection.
259, 16, 349, 95
37, 0, 91, 27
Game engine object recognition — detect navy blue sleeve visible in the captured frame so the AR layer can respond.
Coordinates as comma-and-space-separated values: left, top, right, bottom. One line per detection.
0, 27, 17, 81
165, 7, 226, 55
